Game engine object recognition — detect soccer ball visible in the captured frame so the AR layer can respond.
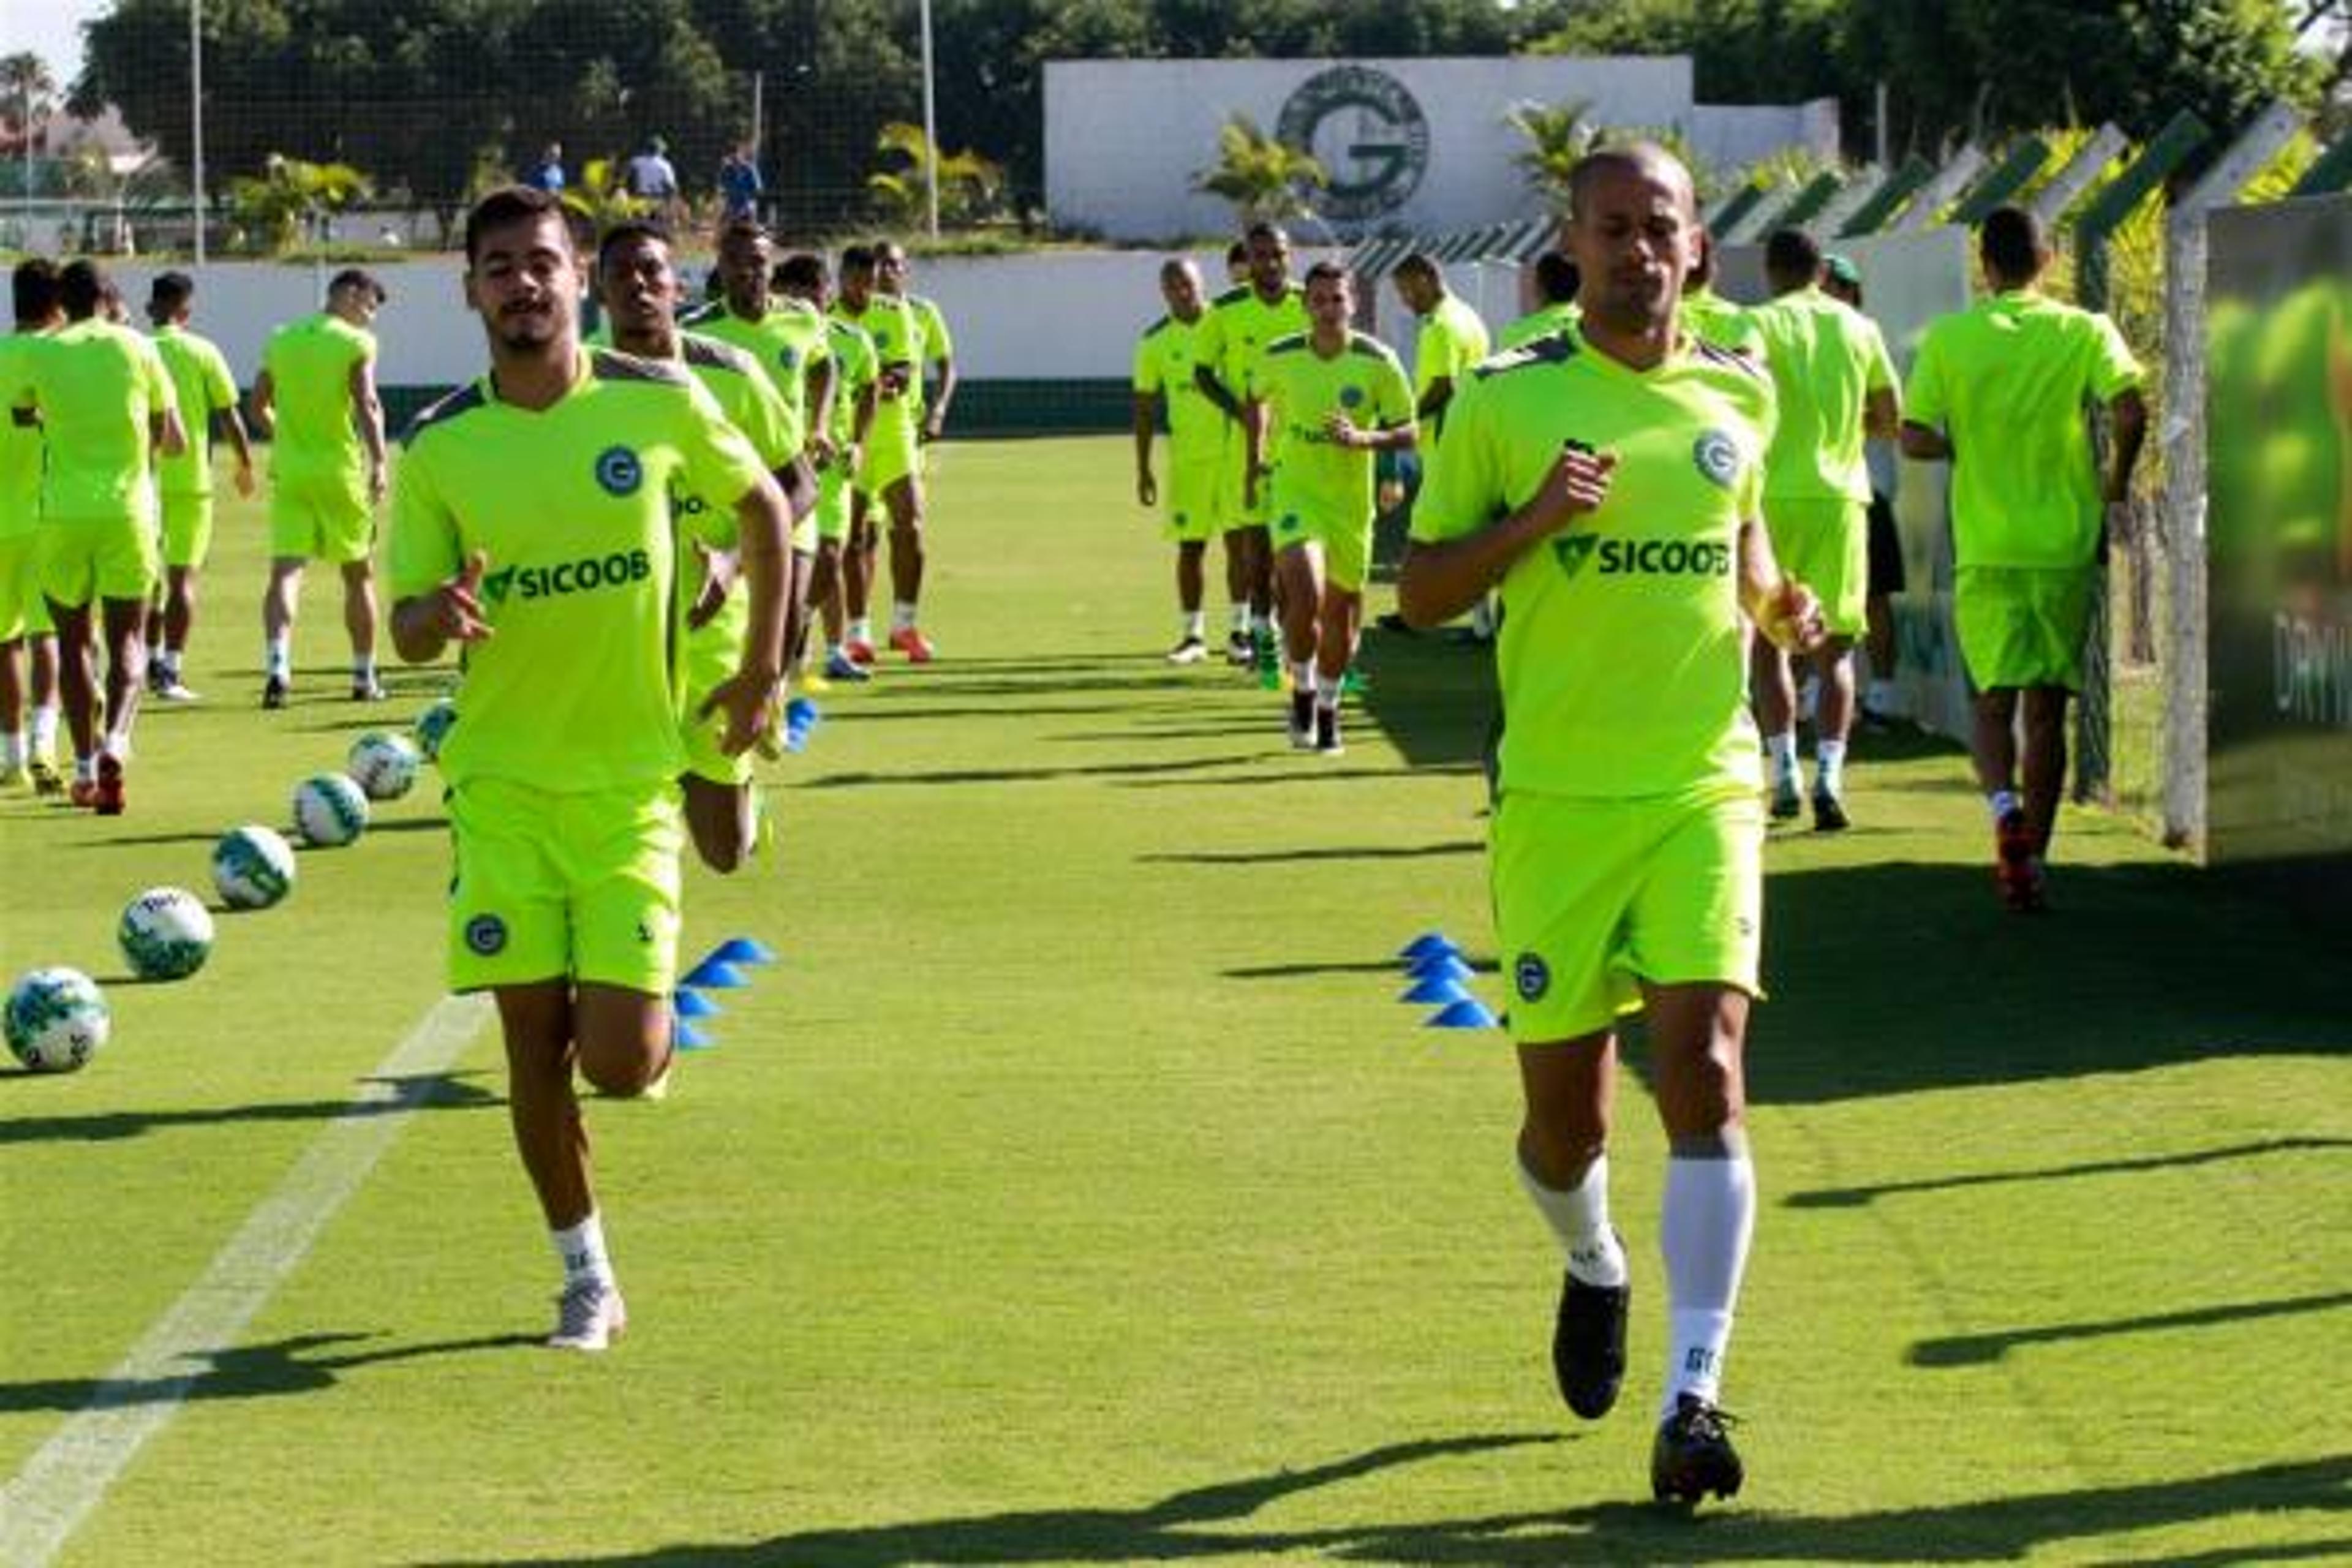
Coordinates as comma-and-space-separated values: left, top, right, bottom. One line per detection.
213, 824, 296, 910
6, 967, 110, 1072
347, 730, 421, 801
413, 698, 458, 763
292, 772, 370, 847
118, 887, 216, 981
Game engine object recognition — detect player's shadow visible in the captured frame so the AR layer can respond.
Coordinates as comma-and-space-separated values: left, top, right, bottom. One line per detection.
801, 753, 1262, 789
0, 1069, 500, 1142
1786, 1134, 2352, 1208
1144, 840, 1483, 867
0, 1329, 536, 1414
1906, 1289, 2352, 1368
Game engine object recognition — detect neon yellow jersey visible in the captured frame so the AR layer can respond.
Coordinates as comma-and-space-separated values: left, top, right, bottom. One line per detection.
1414, 293, 1491, 398
4, 318, 176, 523
900, 293, 951, 413
388, 349, 770, 792
832, 295, 921, 441
150, 325, 239, 497
1248, 330, 1414, 529
1194, 282, 1310, 407
1497, 302, 1581, 352
1411, 333, 1775, 800
1747, 285, 1894, 503
1905, 288, 2141, 569
262, 312, 373, 482
0, 333, 48, 541
1682, 285, 1765, 357
679, 299, 827, 458
1133, 312, 1224, 471
822, 318, 876, 443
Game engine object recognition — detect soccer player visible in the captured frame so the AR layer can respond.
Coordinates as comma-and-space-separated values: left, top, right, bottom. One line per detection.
1133, 257, 1224, 664
1392, 252, 1490, 435
832, 245, 925, 663
1194, 222, 1308, 673
876, 240, 957, 446
145, 271, 257, 702
1397, 143, 1823, 1507
1746, 228, 1899, 831
0, 260, 64, 794
4, 258, 186, 814
864, 239, 952, 659
1246, 262, 1415, 753
1901, 205, 2146, 911
1683, 233, 1765, 356
1498, 251, 1582, 351
774, 252, 879, 685
1823, 254, 1908, 727
251, 268, 389, 707
389, 185, 790, 1351
599, 219, 799, 872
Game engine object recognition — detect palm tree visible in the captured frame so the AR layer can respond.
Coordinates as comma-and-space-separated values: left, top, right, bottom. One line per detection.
1191, 114, 1328, 224
867, 121, 1005, 228
227, 154, 373, 254
2, 51, 57, 170
559, 157, 650, 232
1504, 99, 1598, 214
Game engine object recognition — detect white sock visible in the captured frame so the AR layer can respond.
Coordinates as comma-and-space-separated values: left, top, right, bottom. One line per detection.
1518, 1152, 1627, 1287
352, 654, 376, 682
265, 635, 291, 679
1660, 1137, 1755, 1416
1315, 684, 1340, 716
1, 731, 21, 769
1291, 660, 1316, 693
104, 724, 132, 760
850, 617, 872, 644
1766, 730, 1800, 786
29, 703, 57, 758
551, 1212, 616, 1292
890, 600, 918, 633
1816, 737, 1847, 795
154, 649, 178, 680
1988, 788, 2022, 823
1230, 603, 1251, 635
74, 752, 97, 784
1182, 609, 1205, 640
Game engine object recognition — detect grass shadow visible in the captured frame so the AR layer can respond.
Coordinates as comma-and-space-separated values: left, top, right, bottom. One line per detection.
0, 1329, 537, 1414
0, 1069, 500, 1143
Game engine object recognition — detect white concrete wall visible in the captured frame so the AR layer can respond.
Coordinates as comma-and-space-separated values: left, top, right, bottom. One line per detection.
1046, 56, 1838, 243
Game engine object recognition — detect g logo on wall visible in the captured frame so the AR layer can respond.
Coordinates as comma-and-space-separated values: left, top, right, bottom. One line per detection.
1275, 66, 1431, 224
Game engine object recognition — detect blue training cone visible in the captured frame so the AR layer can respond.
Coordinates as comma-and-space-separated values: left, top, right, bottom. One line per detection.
1398, 932, 1460, 963
712, 936, 777, 965
1406, 952, 1476, 986
673, 989, 721, 1019
674, 1019, 715, 1051
1427, 998, 1500, 1030
1400, 974, 1471, 1006
682, 956, 750, 990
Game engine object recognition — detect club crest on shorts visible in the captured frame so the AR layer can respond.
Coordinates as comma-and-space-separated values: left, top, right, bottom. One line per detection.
595, 445, 644, 497
1513, 952, 1550, 1002
1692, 429, 1740, 489
465, 914, 507, 956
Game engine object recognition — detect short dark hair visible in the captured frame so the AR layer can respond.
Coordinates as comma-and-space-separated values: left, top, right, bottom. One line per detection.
1531, 250, 1579, 304
1302, 259, 1349, 290
1763, 227, 1822, 287
596, 219, 672, 274
464, 184, 566, 265
58, 259, 105, 320
773, 251, 826, 292
12, 258, 58, 326
1243, 221, 1289, 250
719, 217, 769, 249
839, 244, 876, 276
1225, 241, 1248, 266
1394, 252, 1439, 284
1980, 205, 2045, 282
1567, 142, 1695, 221
328, 266, 386, 304
147, 270, 195, 322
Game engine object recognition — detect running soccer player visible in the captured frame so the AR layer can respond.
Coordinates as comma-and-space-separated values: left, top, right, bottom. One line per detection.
390, 185, 791, 1352
1901, 205, 2146, 911
832, 245, 925, 663
0, 260, 64, 794
1246, 262, 1415, 753
774, 252, 878, 685
1392, 252, 1490, 434
853, 239, 949, 660
1398, 143, 1822, 1507
1497, 251, 1581, 351
599, 219, 799, 872
1820, 254, 1908, 727
251, 268, 389, 707
1194, 222, 1308, 673
1683, 233, 1765, 357
145, 271, 257, 702
1746, 228, 1898, 831
2, 258, 186, 814
1133, 257, 1224, 663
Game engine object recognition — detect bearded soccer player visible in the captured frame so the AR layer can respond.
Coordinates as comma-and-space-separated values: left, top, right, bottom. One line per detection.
1246, 263, 1415, 753
774, 252, 878, 685
145, 270, 257, 701
0, 260, 65, 794
389, 186, 790, 1351
1133, 257, 1224, 663
1399, 144, 1822, 1507
251, 268, 389, 706
4, 258, 186, 814
1194, 222, 1308, 673
1901, 206, 2145, 911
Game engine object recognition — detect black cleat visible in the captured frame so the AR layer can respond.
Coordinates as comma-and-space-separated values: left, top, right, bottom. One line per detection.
1314, 704, 1343, 755
1651, 1394, 1744, 1506
1551, 1262, 1629, 1420
261, 675, 288, 710
1768, 775, 1802, 820
1288, 688, 1315, 750
1226, 630, 1254, 668
1811, 788, 1849, 832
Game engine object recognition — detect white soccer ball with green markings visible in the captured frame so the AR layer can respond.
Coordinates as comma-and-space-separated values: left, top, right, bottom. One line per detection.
213, 824, 296, 910
292, 772, 370, 848
6, 967, 110, 1072
413, 698, 459, 764
347, 730, 421, 802
118, 887, 216, 981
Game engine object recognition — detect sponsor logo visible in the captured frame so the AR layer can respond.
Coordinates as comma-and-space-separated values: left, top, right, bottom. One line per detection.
465, 914, 507, 956
1275, 65, 1431, 223
1513, 952, 1550, 1002
1692, 429, 1741, 488
595, 445, 644, 496
1553, 534, 1600, 578
1555, 535, 1733, 581
479, 549, 654, 606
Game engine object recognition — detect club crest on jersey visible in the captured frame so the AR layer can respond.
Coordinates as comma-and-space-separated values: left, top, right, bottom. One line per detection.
1340, 385, 1365, 408
1692, 429, 1740, 489
466, 914, 507, 956
1514, 952, 1550, 1002
595, 445, 644, 497
778, 346, 801, 371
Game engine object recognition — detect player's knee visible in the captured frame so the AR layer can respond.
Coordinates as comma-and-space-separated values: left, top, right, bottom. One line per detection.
1520, 1117, 1608, 1186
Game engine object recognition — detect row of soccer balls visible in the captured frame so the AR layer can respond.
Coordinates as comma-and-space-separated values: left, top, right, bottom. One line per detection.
4, 698, 459, 1074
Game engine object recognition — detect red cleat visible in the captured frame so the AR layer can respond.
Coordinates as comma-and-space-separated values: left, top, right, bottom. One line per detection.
94, 752, 126, 816
69, 777, 99, 809
1994, 808, 2043, 911
845, 638, 877, 666
888, 626, 935, 663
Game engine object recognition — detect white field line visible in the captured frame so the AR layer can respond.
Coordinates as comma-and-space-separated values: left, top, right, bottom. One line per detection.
0, 993, 492, 1568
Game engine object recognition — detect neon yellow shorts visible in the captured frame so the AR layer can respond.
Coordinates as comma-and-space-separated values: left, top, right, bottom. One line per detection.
1766, 496, 1867, 638
860, 412, 922, 499
1955, 565, 2094, 692
158, 489, 215, 571
1491, 785, 1765, 1044
813, 459, 854, 544
445, 777, 685, 996
1269, 492, 1373, 594
269, 468, 373, 564
1164, 456, 1223, 545
1220, 448, 1271, 533
0, 531, 54, 640
38, 513, 156, 608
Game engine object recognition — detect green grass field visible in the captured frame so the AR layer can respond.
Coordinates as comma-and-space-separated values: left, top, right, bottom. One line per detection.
2, 435, 2346, 1566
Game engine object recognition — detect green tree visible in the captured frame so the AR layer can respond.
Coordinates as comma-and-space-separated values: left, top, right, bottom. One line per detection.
1505, 99, 1599, 213
867, 121, 1007, 227
1, 51, 56, 155
1192, 113, 1328, 224
226, 153, 373, 254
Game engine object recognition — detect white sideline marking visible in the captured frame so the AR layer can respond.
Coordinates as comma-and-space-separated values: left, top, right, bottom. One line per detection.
0, 993, 492, 1567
